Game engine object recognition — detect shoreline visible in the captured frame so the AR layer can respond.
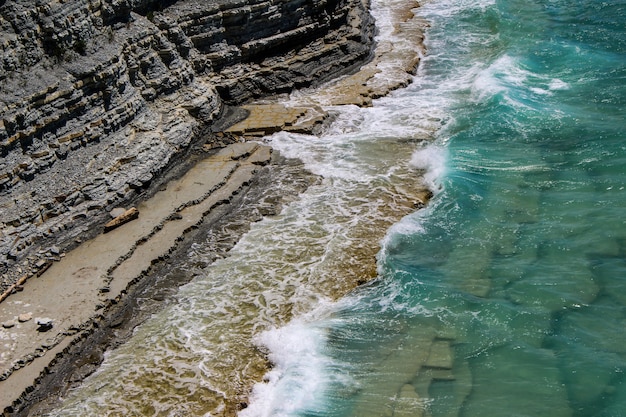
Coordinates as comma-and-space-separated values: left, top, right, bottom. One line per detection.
4, 150, 320, 416
0, 2, 429, 415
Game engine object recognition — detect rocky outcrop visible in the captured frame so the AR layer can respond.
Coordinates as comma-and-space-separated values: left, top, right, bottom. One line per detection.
0, 0, 375, 293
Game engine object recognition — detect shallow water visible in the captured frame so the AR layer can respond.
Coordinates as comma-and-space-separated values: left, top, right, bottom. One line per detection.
48, 0, 626, 415
243, 0, 626, 416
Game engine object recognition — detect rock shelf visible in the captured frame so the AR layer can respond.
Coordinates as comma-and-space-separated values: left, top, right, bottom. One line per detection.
227, 1, 428, 137
0, 0, 376, 295
225, 103, 328, 137
0, 141, 273, 410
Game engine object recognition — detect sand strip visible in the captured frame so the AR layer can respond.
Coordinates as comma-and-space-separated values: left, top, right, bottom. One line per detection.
0, 142, 270, 410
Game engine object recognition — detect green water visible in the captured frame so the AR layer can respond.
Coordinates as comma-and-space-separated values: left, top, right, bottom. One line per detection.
244, 0, 626, 416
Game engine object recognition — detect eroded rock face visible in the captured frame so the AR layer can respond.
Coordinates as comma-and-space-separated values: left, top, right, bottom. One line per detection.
0, 0, 374, 292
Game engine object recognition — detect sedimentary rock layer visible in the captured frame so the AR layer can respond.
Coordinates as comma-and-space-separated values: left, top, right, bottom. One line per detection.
0, 0, 375, 292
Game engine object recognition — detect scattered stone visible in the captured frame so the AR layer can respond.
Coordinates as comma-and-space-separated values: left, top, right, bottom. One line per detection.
42, 338, 58, 349
2, 320, 17, 329
36, 260, 52, 276
18, 312, 33, 322
104, 207, 140, 233
35, 318, 53, 332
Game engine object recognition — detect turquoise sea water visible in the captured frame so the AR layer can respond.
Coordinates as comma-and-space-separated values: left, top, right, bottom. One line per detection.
46, 0, 626, 415
244, 0, 626, 416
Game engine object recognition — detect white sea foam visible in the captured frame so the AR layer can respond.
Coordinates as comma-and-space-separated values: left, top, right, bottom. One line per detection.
419, 0, 496, 19
241, 0, 480, 413
410, 143, 448, 193
239, 324, 324, 417
549, 78, 570, 90
471, 54, 575, 109
240, 318, 338, 417
270, 114, 382, 183
471, 55, 520, 101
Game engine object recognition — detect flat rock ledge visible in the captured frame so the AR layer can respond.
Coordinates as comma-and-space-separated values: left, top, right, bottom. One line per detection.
227, 4, 428, 137
0, 141, 275, 412
0, 0, 376, 296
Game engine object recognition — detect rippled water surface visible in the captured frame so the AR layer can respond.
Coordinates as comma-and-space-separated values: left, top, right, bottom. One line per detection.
49, 0, 626, 416
243, 0, 626, 416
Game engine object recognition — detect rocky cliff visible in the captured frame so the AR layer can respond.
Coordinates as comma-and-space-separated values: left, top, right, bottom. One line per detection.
0, 0, 374, 292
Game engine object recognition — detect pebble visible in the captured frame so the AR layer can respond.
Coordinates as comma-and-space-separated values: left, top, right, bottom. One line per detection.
2, 320, 17, 329
18, 312, 33, 322
36, 317, 54, 332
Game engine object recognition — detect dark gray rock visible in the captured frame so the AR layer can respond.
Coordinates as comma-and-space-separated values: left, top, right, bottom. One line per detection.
0, 0, 375, 293
36, 317, 54, 332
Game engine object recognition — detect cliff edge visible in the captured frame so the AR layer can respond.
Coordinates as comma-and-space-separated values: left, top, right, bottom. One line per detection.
0, 0, 374, 293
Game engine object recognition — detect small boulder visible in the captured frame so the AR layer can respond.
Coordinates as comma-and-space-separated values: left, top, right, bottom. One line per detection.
2, 320, 17, 329
18, 312, 32, 322
36, 317, 53, 332
104, 207, 140, 233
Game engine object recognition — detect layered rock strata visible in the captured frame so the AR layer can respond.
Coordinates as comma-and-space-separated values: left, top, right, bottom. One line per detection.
0, 0, 375, 293
0, 141, 269, 408
0, 141, 320, 415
